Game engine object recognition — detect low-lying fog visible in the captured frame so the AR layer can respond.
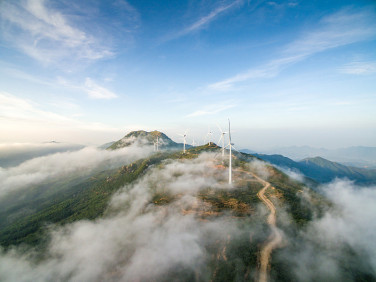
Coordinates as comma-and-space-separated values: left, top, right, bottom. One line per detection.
0, 144, 375, 281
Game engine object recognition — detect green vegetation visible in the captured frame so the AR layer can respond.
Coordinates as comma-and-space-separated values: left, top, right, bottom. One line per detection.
0, 152, 171, 247
0, 139, 337, 281
0, 144, 223, 248
1, 131, 374, 281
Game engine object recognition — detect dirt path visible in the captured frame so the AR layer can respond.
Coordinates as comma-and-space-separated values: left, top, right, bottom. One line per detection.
251, 173, 283, 282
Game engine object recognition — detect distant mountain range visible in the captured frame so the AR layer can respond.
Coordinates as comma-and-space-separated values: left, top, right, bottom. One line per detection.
254, 146, 376, 168
251, 153, 376, 185
0, 142, 84, 168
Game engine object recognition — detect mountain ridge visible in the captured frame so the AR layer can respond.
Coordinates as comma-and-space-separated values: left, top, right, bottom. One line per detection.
252, 153, 376, 185
251, 145, 376, 168
0, 131, 373, 281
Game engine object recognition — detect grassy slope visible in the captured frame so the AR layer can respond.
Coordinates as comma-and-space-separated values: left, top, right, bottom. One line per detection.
0, 145, 218, 247
0, 153, 170, 247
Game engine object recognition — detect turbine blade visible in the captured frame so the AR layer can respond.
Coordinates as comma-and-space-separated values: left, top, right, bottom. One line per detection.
218, 135, 223, 145
216, 123, 223, 133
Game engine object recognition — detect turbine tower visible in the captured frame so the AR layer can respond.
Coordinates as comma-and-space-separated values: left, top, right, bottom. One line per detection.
226, 119, 235, 184
153, 136, 161, 152
178, 130, 188, 153
217, 124, 227, 158
156, 136, 160, 151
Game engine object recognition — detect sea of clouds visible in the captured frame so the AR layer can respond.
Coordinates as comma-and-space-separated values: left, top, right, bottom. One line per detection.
0, 145, 375, 281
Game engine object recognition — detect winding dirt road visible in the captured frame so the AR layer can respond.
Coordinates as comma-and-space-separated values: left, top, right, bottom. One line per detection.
252, 173, 283, 282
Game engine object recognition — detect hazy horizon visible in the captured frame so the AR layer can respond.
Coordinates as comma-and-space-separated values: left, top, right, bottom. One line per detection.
0, 125, 376, 151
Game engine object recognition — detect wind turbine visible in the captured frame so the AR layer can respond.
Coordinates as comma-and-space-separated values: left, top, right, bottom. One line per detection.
205, 127, 213, 146
225, 119, 235, 184
217, 124, 227, 158
191, 138, 196, 147
155, 136, 163, 152
178, 130, 188, 153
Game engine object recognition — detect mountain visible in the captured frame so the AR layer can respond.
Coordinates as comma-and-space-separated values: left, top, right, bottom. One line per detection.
253, 153, 376, 185
257, 146, 376, 168
0, 132, 374, 281
0, 140, 318, 251
239, 148, 256, 154
107, 130, 189, 150
98, 141, 115, 149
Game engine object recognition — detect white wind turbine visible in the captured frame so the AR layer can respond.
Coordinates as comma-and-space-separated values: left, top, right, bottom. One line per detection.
178, 130, 188, 153
191, 138, 196, 147
205, 127, 213, 145
217, 124, 227, 158
225, 119, 235, 184
153, 136, 161, 152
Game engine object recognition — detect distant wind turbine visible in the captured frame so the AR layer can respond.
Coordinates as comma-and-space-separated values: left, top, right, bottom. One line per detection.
205, 127, 213, 146
217, 124, 227, 158
191, 138, 196, 147
178, 130, 188, 153
225, 119, 235, 184
153, 136, 161, 152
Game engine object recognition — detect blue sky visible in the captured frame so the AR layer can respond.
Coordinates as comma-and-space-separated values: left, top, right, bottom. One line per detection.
0, 0, 375, 149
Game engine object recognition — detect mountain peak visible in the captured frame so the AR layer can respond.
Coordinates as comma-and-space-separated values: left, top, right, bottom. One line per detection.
107, 130, 182, 150
301, 156, 328, 163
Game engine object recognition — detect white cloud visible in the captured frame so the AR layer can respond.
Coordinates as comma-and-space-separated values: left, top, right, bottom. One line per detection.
84, 78, 118, 99
186, 102, 236, 117
207, 8, 376, 91
0, 142, 84, 168
0, 65, 56, 87
277, 180, 376, 280
0, 92, 121, 143
0, 144, 153, 197
163, 0, 242, 42
339, 61, 376, 75
0, 153, 241, 281
0, 0, 137, 65
183, 0, 241, 34
57, 77, 118, 99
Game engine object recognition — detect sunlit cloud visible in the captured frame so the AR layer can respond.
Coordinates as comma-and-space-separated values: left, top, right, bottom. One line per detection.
208, 8, 376, 91
0, 92, 121, 143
